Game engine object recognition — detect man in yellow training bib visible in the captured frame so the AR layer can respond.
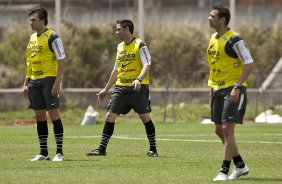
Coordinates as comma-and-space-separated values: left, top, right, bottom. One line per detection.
23, 7, 66, 162
207, 6, 255, 181
87, 19, 158, 157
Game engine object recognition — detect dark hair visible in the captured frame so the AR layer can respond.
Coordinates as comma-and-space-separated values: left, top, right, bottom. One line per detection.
116, 19, 134, 34
212, 5, 230, 26
28, 7, 48, 26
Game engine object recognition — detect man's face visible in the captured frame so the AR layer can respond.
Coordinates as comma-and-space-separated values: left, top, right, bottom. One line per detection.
208, 10, 221, 29
29, 13, 44, 31
116, 24, 126, 41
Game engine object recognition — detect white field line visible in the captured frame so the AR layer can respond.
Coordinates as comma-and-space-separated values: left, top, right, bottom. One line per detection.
66, 135, 282, 145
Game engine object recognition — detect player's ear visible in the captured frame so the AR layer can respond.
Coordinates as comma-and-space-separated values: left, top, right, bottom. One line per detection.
220, 17, 226, 25
125, 26, 130, 32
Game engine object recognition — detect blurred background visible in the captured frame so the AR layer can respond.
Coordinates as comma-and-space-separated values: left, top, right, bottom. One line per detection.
0, 0, 281, 120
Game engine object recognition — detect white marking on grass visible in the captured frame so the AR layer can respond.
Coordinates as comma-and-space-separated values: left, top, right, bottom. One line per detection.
66, 135, 282, 144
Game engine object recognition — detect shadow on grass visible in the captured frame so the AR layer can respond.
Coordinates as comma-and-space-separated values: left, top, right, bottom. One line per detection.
113, 154, 186, 159
64, 158, 106, 162
241, 177, 282, 182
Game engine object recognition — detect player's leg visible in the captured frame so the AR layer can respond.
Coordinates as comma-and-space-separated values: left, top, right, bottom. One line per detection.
28, 85, 50, 161
228, 87, 249, 179
48, 109, 64, 161
32, 109, 50, 160
133, 86, 158, 157
87, 92, 126, 156
215, 124, 225, 144
224, 123, 248, 180
211, 96, 225, 144
139, 113, 158, 157
211, 95, 229, 181
214, 87, 248, 180
217, 122, 235, 176
44, 77, 64, 161
87, 112, 118, 156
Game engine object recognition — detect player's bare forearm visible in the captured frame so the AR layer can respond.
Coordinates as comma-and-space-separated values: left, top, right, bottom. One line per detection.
236, 62, 255, 85
104, 69, 118, 92
97, 69, 117, 101
137, 64, 150, 80
97, 89, 107, 101
133, 64, 150, 91
23, 78, 29, 98
51, 59, 65, 96
56, 59, 65, 83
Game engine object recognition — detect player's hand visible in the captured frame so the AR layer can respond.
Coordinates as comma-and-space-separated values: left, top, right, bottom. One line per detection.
209, 89, 212, 106
97, 89, 107, 101
23, 85, 29, 98
51, 80, 61, 96
230, 88, 240, 103
132, 79, 141, 91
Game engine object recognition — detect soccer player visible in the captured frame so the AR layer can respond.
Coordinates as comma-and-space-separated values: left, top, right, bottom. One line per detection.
87, 19, 158, 157
23, 7, 66, 162
207, 6, 255, 181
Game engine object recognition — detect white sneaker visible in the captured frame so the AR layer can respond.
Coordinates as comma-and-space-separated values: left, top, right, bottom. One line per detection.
228, 165, 249, 180
52, 153, 64, 162
29, 155, 50, 161
213, 172, 228, 181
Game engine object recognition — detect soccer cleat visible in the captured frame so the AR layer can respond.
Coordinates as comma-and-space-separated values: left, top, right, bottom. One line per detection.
147, 150, 158, 157
228, 165, 249, 180
29, 155, 50, 161
213, 172, 228, 181
86, 149, 106, 156
52, 153, 64, 162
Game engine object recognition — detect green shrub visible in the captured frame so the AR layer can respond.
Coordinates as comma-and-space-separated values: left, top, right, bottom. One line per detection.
146, 23, 210, 87
0, 23, 281, 88
61, 22, 118, 87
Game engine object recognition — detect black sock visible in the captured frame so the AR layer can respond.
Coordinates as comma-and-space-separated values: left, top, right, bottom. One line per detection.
98, 121, 115, 152
220, 160, 231, 174
37, 120, 48, 156
233, 154, 246, 168
144, 119, 157, 152
52, 119, 64, 155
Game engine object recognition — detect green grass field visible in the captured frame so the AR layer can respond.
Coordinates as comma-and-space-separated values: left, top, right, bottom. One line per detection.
1, 122, 282, 184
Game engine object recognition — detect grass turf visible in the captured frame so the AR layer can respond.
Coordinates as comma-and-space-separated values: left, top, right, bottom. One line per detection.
1, 123, 282, 184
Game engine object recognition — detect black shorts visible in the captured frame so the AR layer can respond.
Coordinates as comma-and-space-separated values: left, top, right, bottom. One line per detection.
107, 85, 151, 115
28, 77, 60, 110
211, 86, 247, 124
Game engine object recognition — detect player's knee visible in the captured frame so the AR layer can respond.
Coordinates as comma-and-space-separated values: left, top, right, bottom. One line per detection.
35, 116, 46, 121
35, 110, 47, 121
215, 129, 223, 137
48, 109, 60, 121
105, 112, 117, 122
139, 113, 150, 123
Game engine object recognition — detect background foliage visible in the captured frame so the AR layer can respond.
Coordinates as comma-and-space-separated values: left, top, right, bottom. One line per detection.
0, 22, 281, 88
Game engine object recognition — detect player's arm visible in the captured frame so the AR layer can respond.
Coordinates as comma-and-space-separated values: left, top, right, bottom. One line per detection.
50, 34, 66, 96
133, 43, 152, 91
97, 64, 118, 101
23, 77, 29, 98
52, 58, 65, 95
230, 38, 255, 102
233, 40, 255, 86
23, 48, 31, 98
104, 66, 118, 92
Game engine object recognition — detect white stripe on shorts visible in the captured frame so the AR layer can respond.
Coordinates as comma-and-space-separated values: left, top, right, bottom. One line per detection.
238, 93, 245, 110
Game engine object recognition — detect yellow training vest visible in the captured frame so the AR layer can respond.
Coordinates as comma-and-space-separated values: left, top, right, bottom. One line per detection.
207, 30, 247, 89
115, 38, 149, 86
26, 29, 58, 79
